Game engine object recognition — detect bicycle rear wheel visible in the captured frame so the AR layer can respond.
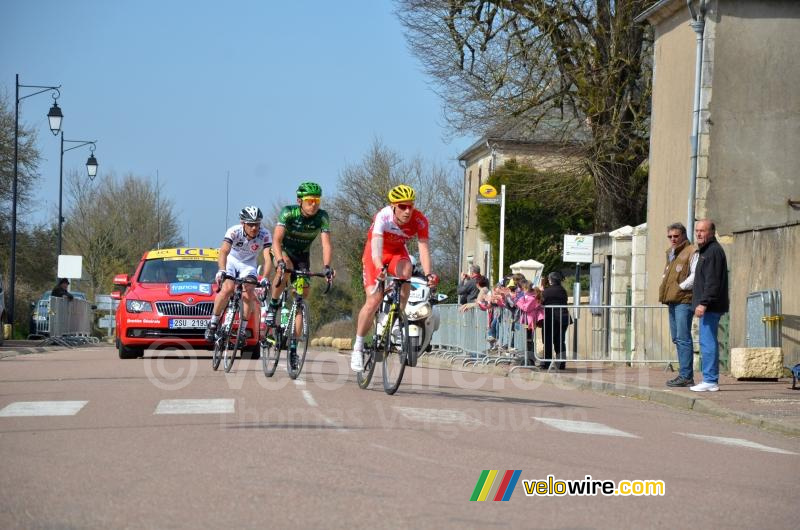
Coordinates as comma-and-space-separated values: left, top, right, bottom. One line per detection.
286, 303, 309, 380
261, 326, 281, 377
382, 310, 409, 395
356, 312, 380, 389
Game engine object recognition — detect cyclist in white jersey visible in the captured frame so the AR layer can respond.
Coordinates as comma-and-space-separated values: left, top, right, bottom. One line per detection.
205, 206, 273, 342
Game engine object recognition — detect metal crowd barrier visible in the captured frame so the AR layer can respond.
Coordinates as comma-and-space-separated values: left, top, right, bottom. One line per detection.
42, 297, 99, 347
429, 303, 676, 372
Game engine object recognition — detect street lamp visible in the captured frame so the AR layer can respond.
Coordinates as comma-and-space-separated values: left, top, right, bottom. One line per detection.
58, 136, 99, 256
9, 74, 62, 332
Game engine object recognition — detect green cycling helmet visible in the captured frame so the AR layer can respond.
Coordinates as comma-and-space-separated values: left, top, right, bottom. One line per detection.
296, 181, 322, 198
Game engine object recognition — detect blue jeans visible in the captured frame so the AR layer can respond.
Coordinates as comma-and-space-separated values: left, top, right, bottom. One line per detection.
698, 311, 722, 384
668, 303, 694, 380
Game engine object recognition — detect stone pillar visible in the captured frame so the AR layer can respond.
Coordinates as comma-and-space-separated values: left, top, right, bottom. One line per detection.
609, 225, 634, 361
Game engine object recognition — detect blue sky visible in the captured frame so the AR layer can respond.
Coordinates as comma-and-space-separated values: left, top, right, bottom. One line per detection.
2, 0, 472, 248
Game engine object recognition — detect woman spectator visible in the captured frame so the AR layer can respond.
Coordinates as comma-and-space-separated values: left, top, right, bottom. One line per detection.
542, 271, 570, 370
516, 281, 544, 365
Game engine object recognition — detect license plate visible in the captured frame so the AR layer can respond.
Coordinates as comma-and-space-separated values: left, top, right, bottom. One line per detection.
169, 318, 209, 329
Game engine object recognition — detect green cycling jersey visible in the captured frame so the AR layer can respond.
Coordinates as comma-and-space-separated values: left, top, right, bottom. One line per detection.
276, 205, 330, 255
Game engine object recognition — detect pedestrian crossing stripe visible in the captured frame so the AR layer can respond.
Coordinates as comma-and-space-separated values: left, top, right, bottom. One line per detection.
533, 417, 638, 438
0, 401, 88, 417
677, 433, 798, 455
154, 399, 235, 415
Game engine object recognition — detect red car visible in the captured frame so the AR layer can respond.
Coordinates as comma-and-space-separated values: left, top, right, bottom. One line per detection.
112, 247, 260, 359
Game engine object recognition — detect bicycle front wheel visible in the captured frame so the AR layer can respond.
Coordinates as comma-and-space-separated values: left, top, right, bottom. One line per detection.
286, 303, 309, 380
356, 312, 380, 389
261, 326, 281, 377
223, 301, 244, 373
382, 310, 409, 395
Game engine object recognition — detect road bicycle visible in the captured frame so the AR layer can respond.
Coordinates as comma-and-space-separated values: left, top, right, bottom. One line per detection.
261, 268, 331, 379
356, 273, 413, 395
211, 273, 260, 373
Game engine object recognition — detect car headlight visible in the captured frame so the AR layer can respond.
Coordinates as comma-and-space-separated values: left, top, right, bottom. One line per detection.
406, 304, 431, 320
125, 300, 153, 313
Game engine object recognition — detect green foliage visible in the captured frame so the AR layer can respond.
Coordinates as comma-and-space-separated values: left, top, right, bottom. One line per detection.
477, 160, 595, 279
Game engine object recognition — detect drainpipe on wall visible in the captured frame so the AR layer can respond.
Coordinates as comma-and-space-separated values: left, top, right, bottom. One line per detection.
687, 0, 707, 241
458, 159, 467, 274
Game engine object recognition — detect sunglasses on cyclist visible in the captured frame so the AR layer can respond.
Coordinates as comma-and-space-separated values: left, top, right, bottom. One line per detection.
244, 222, 261, 228
395, 203, 414, 211
303, 197, 321, 204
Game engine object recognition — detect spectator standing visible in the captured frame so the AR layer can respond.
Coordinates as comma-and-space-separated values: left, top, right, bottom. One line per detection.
541, 271, 570, 370
51, 278, 74, 301
457, 265, 482, 305
690, 219, 729, 392
459, 276, 490, 313
516, 280, 544, 364
659, 222, 698, 387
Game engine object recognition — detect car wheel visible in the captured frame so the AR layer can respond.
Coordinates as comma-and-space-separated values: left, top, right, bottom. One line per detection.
118, 341, 143, 359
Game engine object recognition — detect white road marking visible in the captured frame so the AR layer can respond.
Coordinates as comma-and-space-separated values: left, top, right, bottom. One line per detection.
0, 401, 88, 417
294, 379, 306, 387
393, 406, 482, 426
677, 433, 798, 455
302, 390, 318, 407
533, 417, 639, 438
154, 399, 235, 415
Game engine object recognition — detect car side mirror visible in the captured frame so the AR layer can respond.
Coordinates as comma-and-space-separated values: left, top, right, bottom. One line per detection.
113, 274, 131, 287
110, 291, 122, 301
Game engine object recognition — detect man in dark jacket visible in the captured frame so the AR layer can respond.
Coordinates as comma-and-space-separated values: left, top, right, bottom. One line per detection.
659, 223, 697, 387
690, 219, 729, 392
51, 278, 74, 301
457, 265, 481, 305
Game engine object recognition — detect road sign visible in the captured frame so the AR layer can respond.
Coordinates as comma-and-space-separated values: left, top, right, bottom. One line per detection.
476, 196, 501, 205
99, 316, 115, 329
479, 184, 498, 198
563, 234, 594, 263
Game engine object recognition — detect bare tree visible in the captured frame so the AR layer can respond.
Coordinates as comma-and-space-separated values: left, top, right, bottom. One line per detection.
63, 172, 183, 298
396, 0, 653, 230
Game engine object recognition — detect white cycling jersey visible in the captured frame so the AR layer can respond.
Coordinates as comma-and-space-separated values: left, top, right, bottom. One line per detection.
222, 225, 272, 278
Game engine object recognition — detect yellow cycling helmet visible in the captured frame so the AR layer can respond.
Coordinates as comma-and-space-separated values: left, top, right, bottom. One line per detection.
387, 184, 416, 203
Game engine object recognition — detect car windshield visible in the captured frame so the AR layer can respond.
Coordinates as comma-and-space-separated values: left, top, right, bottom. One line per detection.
138, 259, 218, 284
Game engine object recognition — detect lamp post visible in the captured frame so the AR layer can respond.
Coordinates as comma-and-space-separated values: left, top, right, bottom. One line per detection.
58, 135, 98, 256
9, 74, 62, 331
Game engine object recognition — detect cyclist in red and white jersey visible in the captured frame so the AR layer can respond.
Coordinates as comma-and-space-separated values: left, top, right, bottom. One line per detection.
205, 206, 273, 342
350, 184, 438, 372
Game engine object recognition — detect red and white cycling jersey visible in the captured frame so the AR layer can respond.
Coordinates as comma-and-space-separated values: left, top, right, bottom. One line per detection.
365, 205, 429, 256
361, 206, 429, 287
223, 224, 272, 265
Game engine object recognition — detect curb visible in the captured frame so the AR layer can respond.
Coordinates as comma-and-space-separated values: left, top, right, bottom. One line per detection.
418, 356, 800, 437
0, 342, 106, 360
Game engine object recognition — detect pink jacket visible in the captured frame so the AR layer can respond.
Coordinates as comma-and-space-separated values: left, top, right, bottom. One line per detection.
516, 292, 544, 328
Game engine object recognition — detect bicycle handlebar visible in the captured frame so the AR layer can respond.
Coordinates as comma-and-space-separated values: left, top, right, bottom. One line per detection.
275, 268, 332, 294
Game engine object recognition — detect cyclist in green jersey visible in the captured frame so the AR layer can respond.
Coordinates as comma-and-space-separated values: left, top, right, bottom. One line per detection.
264, 182, 335, 327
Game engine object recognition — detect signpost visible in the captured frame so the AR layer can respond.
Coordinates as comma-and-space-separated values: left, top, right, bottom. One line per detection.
476, 184, 506, 282
563, 234, 594, 360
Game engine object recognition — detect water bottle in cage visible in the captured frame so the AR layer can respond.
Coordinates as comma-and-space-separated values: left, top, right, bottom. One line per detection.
376, 311, 388, 337
280, 306, 290, 327
223, 309, 233, 328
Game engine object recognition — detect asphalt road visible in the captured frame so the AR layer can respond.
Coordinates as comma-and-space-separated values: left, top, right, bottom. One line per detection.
1, 346, 798, 529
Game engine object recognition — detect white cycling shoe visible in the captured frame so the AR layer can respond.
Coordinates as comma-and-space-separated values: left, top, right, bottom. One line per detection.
350, 349, 364, 372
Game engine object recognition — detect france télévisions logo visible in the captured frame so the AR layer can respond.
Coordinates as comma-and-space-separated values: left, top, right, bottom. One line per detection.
470, 470, 522, 501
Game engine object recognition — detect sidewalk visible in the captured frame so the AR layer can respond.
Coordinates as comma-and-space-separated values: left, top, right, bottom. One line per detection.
419, 355, 800, 437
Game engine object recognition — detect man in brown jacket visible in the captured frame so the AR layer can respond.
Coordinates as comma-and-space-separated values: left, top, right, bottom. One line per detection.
658, 223, 697, 387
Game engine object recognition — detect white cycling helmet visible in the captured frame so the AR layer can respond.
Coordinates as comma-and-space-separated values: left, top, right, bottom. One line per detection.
239, 206, 263, 223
